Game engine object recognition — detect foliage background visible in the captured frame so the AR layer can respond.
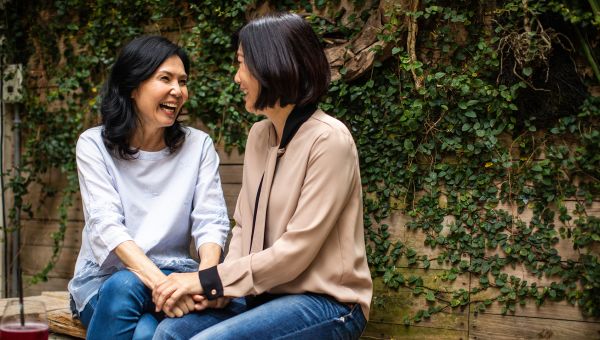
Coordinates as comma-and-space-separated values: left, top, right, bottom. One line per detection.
1, 0, 599, 331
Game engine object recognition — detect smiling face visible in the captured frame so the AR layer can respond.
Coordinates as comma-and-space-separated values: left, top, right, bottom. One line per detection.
132, 55, 188, 131
234, 46, 260, 113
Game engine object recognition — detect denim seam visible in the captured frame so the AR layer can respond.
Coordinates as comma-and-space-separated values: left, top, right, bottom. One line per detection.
277, 307, 358, 339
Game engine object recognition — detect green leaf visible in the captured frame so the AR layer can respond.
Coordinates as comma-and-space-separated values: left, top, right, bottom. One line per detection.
522, 67, 533, 76
392, 47, 401, 55
426, 291, 436, 302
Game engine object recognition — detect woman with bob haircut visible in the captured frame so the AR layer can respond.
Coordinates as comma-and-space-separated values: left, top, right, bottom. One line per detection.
67, 35, 230, 339
152, 12, 373, 339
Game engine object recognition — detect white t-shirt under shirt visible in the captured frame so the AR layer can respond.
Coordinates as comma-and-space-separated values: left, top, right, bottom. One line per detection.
68, 126, 230, 312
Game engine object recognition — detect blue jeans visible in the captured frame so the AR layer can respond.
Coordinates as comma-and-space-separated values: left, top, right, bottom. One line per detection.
153, 293, 366, 340
78, 269, 171, 340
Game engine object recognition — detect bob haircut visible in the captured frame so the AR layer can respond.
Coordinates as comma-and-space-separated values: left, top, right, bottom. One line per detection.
238, 12, 331, 110
100, 35, 190, 159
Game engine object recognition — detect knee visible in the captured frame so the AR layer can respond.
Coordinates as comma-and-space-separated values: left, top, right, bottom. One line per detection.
154, 319, 185, 340
133, 313, 159, 340
97, 270, 149, 315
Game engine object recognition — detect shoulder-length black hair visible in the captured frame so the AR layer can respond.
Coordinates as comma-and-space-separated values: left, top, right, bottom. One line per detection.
100, 35, 190, 159
237, 12, 331, 110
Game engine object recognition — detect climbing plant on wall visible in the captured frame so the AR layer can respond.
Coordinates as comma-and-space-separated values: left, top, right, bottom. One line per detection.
1, 0, 599, 322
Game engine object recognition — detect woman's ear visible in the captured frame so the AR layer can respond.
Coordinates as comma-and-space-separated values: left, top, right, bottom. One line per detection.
131, 89, 137, 99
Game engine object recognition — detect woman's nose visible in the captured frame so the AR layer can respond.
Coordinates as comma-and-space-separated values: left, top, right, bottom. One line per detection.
234, 68, 241, 84
170, 83, 182, 97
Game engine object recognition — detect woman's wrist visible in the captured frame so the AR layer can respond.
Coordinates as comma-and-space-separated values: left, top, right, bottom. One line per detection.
198, 266, 223, 300
198, 242, 222, 270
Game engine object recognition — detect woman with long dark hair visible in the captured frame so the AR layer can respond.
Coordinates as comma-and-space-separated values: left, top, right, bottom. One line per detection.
68, 35, 230, 339
152, 13, 373, 339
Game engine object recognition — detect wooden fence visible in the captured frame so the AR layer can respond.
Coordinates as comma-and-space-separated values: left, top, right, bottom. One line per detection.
363, 202, 600, 339
2, 107, 599, 339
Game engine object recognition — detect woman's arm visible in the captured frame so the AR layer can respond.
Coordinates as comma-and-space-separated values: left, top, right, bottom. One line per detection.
114, 241, 166, 289
198, 242, 222, 270
76, 134, 134, 267
190, 137, 230, 258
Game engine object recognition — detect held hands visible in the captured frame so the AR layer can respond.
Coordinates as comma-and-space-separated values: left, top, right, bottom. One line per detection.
153, 272, 201, 314
163, 294, 202, 318
153, 272, 232, 317
195, 296, 231, 310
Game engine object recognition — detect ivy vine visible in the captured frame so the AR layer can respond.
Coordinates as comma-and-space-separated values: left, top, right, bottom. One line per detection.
1, 0, 599, 326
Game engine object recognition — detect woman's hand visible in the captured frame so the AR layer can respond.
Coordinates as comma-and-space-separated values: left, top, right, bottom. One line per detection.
192, 295, 231, 310
163, 294, 198, 318
153, 272, 202, 312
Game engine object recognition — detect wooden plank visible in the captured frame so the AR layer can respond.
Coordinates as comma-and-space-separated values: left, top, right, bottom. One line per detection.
479, 299, 600, 323
383, 201, 600, 274
0, 295, 69, 313
371, 272, 470, 331
223, 183, 242, 218
381, 212, 455, 270
370, 288, 468, 331
21, 221, 83, 249
219, 164, 243, 184
42, 291, 70, 300
21, 170, 83, 222
22, 189, 83, 222
47, 309, 85, 339
373, 269, 470, 293
363, 321, 468, 339
469, 312, 600, 339
23, 277, 71, 296
50, 334, 79, 339
21, 245, 79, 279
216, 145, 244, 165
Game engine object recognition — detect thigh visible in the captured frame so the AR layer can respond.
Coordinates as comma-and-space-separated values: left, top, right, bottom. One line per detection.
191, 294, 366, 340
153, 297, 247, 340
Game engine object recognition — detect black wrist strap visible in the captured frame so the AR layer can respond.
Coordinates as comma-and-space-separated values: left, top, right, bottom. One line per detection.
198, 266, 223, 300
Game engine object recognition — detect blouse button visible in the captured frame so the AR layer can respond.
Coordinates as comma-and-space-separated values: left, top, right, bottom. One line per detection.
211, 289, 217, 296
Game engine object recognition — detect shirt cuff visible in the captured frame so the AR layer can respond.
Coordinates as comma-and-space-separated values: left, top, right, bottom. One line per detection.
198, 266, 223, 300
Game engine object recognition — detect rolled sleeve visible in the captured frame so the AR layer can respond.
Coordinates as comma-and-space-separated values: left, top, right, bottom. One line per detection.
77, 135, 133, 266
87, 209, 132, 265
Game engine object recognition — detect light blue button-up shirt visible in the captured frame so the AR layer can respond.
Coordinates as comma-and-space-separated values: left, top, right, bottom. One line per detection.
68, 126, 230, 312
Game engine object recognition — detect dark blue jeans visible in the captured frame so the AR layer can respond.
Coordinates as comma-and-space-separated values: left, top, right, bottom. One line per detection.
153, 293, 366, 340
78, 269, 170, 340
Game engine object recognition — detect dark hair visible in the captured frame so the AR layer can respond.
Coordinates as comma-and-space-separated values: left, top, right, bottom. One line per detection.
100, 35, 190, 159
238, 12, 330, 110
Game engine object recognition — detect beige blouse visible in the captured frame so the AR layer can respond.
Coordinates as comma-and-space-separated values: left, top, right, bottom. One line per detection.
216, 109, 373, 318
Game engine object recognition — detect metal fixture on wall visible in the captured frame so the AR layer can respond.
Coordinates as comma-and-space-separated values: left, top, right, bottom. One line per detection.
1, 63, 24, 298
